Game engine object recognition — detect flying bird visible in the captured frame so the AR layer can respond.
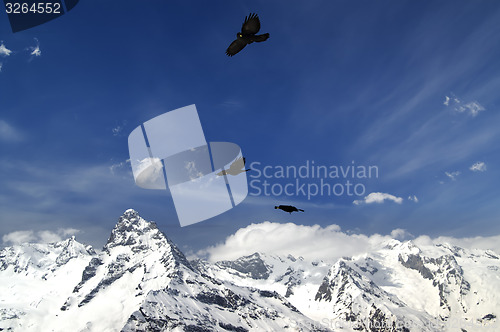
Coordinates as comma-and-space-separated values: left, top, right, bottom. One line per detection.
274, 205, 305, 214
217, 157, 251, 176
226, 13, 270, 56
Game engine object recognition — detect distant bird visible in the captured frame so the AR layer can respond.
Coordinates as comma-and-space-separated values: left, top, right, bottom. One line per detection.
217, 157, 251, 176
275, 205, 304, 214
226, 13, 270, 56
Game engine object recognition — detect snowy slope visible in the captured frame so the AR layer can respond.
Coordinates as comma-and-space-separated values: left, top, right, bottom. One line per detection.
204, 240, 500, 331
1, 210, 499, 332
0, 237, 96, 331
1, 210, 328, 332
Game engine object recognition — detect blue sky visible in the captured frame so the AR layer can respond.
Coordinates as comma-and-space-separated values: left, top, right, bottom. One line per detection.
1, 0, 500, 254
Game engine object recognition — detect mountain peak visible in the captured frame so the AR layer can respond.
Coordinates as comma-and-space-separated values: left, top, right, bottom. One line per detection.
102, 209, 191, 270
55, 236, 95, 265
217, 252, 272, 279
123, 208, 139, 218
105, 209, 161, 249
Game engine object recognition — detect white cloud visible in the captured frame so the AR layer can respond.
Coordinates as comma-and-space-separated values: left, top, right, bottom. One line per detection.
0, 120, 23, 142
0, 62, 3, 72
0, 42, 12, 57
111, 121, 127, 136
390, 228, 414, 240
109, 159, 131, 174
58, 228, 81, 237
445, 171, 460, 181
2, 231, 36, 245
30, 45, 41, 57
31, 47, 41, 57
470, 161, 486, 172
112, 126, 122, 136
2, 228, 81, 245
414, 234, 500, 257
464, 101, 485, 117
38, 230, 63, 243
445, 94, 485, 117
185, 161, 203, 180
199, 222, 500, 262
408, 195, 419, 203
353, 192, 403, 205
199, 221, 383, 262
26, 38, 41, 60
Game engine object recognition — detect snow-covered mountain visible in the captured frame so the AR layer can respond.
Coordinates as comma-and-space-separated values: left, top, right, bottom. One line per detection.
0, 236, 95, 330
0, 210, 325, 332
201, 241, 500, 331
1, 209, 499, 331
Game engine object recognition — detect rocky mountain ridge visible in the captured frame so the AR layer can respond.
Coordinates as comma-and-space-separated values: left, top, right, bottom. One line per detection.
1, 209, 499, 331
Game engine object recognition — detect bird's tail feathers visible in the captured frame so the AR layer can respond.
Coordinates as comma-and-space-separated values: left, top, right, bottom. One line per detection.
298, 209, 305, 212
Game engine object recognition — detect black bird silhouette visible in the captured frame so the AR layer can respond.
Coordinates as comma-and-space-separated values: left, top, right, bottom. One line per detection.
226, 13, 270, 56
275, 205, 305, 214
217, 157, 251, 176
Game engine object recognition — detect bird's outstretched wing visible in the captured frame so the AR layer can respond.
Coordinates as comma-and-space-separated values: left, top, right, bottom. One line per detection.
252, 33, 269, 42
226, 39, 247, 56
229, 157, 245, 172
242, 13, 261, 35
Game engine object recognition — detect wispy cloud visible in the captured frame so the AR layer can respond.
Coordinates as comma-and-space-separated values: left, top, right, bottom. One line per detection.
0, 159, 138, 214
0, 120, 24, 142
219, 99, 244, 109
185, 161, 203, 180
353, 87, 496, 181
470, 161, 487, 172
456, 101, 485, 117
2, 228, 80, 245
2, 230, 36, 245
30, 46, 41, 57
390, 228, 414, 240
111, 120, 127, 136
353, 192, 403, 205
109, 159, 131, 174
112, 126, 123, 136
0, 42, 12, 57
445, 171, 460, 181
444, 94, 485, 117
0, 158, 162, 250
26, 38, 41, 59
0, 38, 42, 70
408, 195, 419, 203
